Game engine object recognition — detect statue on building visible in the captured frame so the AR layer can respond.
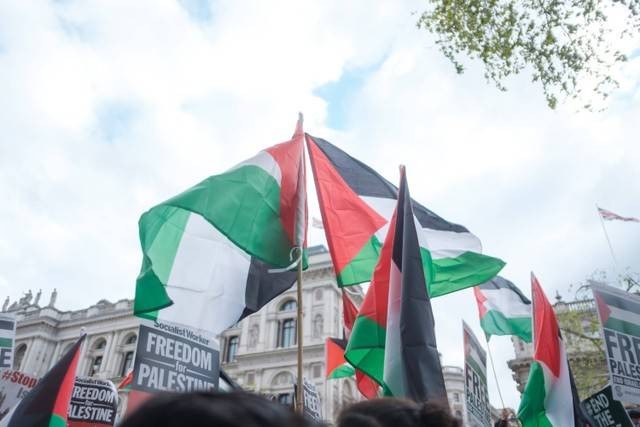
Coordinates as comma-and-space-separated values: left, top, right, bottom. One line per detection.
19, 290, 33, 307
248, 325, 259, 349
2, 297, 8, 312
48, 288, 58, 308
34, 289, 42, 306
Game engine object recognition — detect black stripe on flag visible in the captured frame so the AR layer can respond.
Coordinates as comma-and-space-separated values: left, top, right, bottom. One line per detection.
0, 319, 15, 330
307, 135, 468, 233
596, 289, 640, 314
329, 337, 348, 350
393, 167, 448, 403
479, 277, 531, 305
239, 257, 297, 321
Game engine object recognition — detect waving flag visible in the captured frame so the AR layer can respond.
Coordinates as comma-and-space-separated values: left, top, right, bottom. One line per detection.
1, 335, 84, 427
306, 134, 504, 296
134, 118, 306, 333
518, 273, 586, 427
474, 276, 532, 342
346, 167, 447, 402
325, 338, 356, 379
598, 207, 639, 223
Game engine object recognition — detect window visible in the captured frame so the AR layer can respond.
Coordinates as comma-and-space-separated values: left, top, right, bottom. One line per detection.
280, 300, 297, 312
277, 393, 293, 407
312, 364, 322, 378
226, 336, 239, 362
278, 319, 296, 347
89, 356, 103, 377
453, 392, 460, 402
246, 372, 255, 385
13, 344, 27, 370
125, 334, 137, 345
455, 410, 462, 419
120, 351, 134, 377
94, 339, 106, 350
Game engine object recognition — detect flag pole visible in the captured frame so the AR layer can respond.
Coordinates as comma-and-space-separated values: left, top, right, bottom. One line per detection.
296, 246, 304, 414
485, 337, 506, 410
596, 204, 618, 269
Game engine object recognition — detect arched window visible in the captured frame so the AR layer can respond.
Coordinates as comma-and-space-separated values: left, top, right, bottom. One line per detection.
13, 344, 27, 370
120, 351, 134, 377
124, 334, 137, 345
225, 336, 239, 362
279, 300, 297, 312
278, 319, 296, 347
88, 338, 107, 377
272, 371, 294, 387
119, 334, 137, 377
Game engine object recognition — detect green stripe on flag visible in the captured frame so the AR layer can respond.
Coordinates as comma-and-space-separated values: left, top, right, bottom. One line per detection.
337, 235, 381, 287
344, 315, 386, 386
518, 361, 553, 427
49, 414, 67, 427
429, 251, 506, 297
0, 338, 12, 348
481, 310, 532, 342
328, 363, 356, 379
605, 318, 640, 337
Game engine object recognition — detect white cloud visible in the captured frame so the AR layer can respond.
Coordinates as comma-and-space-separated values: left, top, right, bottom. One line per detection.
0, 0, 638, 412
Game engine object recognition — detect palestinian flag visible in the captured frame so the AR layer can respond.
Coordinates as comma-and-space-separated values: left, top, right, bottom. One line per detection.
306, 135, 504, 296
341, 291, 380, 399
346, 167, 447, 402
118, 371, 133, 391
0, 335, 84, 427
134, 118, 306, 333
518, 273, 586, 427
326, 338, 356, 379
474, 276, 532, 342
0, 314, 16, 369
593, 284, 640, 336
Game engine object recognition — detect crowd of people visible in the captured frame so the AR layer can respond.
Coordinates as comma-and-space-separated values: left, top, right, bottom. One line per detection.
119, 391, 462, 427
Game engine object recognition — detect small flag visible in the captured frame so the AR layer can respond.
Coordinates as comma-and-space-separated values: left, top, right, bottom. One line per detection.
473, 277, 532, 342
134, 117, 306, 333
598, 207, 639, 222
306, 134, 504, 295
325, 338, 356, 379
118, 371, 133, 391
0, 334, 85, 427
0, 314, 16, 369
518, 274, 587, 427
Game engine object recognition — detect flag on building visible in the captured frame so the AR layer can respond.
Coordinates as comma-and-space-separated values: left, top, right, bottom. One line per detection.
518, 273, 586, 427
306, 134, 504, 296
0, 334, 85, 427
325, 338, 356, 379
134, 118, 306, 333
598, 207, 639, 223
473, 276, 532, 342
346, 167, 447, 402
0, 313, 16, 369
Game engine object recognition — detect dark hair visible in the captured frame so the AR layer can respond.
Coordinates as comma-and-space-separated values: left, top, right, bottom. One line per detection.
337, 398, 461, 427
120, 391, 310, 427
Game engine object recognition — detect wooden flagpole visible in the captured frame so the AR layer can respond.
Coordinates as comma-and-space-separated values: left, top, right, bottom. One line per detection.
596, 204, 619, 269
485, 338, 506, 410
296, 247, 304, 413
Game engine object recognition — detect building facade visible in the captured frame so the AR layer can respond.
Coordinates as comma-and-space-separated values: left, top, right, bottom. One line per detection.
5, 245, 472, 422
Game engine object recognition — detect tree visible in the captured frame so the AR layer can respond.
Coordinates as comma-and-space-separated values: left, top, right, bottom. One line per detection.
417, 0, 639, 109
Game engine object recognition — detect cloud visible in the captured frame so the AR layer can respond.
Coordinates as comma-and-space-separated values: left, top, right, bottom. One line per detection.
1, 0, 638, 411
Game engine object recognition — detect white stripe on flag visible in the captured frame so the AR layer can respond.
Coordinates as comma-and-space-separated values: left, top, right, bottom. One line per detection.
608, 304, 640, 326
543, 342, 575, 426
383, 262, 406, 396
158, 213, 251, 333
229, 150, 282, 186
482, 289, 531, 318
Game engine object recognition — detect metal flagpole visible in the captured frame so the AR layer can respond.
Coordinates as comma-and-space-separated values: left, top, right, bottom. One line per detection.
296, 246, 304, 414
596, 204, 618, 269
485, 338, 506, 410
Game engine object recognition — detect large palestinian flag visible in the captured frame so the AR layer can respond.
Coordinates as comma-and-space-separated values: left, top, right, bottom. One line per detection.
326, 338, 356, 379
306, 134, 504, 296
474, 276, 532, 342
346, 167, 447, 402
134, 118, 306, 333
0, 335, 85, 427
518, 273, 586, 427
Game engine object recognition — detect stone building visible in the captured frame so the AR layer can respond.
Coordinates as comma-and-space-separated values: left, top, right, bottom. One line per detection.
5, 244, 472, 422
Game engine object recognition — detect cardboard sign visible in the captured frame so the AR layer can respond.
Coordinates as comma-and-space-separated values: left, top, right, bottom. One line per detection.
0, 314, 16, 370
581, 385, 633, 427
68, 377, 118, 427
592, 284, 640, 404
0, 370, 38, 421
295, 377, 322, 421
131, 319, 219, 394
463, 321, 491, 427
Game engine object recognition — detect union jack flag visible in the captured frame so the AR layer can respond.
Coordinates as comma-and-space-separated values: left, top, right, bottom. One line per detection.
598, 207, 640, 222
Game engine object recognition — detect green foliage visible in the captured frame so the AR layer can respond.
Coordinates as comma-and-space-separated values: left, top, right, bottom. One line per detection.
417, 0, 639, 109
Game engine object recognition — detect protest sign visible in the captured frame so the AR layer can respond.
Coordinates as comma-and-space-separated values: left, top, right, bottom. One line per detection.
131, 319, 219, 394
294, 377, 322, 421
463, 321, 491, 427
67, 377, 118, 427
0, 369, 38, 421
0, 314, 16, 370
581, 385, 633, 427
592, 284, 640, 404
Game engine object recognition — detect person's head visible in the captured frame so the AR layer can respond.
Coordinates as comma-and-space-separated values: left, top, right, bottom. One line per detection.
120, 391, 309, 427
337, 398, 461, 427
628, 409, 640, 425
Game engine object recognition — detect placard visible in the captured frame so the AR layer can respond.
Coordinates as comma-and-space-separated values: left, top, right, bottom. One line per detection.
463, 321, 491, 427
68, 377, 118, 427
0, 370, 38, 421
0, 315, 16, 370
581, 385, 633, 427
294, 377, 322, 421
